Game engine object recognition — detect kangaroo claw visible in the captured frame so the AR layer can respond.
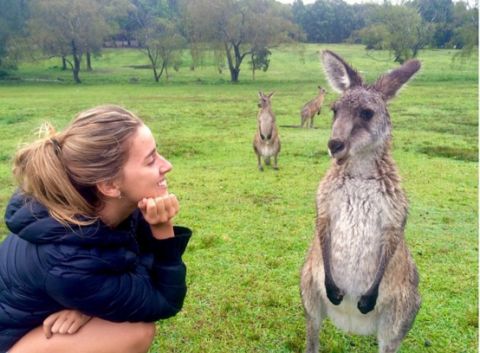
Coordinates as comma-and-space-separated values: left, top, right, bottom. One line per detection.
325, 282, 344, 305
357, 292, 378, 314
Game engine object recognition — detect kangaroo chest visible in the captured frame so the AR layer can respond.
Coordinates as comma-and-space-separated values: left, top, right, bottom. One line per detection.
258, 141, 277, 156
327, 178, 388, 296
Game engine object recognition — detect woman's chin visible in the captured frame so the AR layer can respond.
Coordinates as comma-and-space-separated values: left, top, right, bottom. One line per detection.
154, 188, 169, 198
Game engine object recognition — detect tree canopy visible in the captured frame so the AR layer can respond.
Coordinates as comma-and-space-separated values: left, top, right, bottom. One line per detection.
0, 0, 476, 82
184, 0, 300, 82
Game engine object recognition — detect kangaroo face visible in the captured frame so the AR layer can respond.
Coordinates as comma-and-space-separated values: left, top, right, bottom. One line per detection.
258, 94, 271, 109
321, 50, 420, 166
328, 87, 390, 164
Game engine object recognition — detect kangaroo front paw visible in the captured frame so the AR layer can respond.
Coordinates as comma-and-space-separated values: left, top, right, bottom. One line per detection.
357, 292, 378, 314
326, 284, 344, 305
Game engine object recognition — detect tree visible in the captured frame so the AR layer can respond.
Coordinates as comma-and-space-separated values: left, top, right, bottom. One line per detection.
409, 0, 455, 47
354, 24, 391, 50
184, 0, 299, 82
357, 4, 429, 63
249, 47, 271, 80
27, 0, 114, 83
0, 0, 30, 71
450, 1, 478, 57
128, 0, 186, 82
295, 0, 361, 43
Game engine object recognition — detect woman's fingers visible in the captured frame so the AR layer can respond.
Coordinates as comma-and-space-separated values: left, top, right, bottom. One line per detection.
139, 194, 180, 226
167, 194, 179, 217
146, 198, 158, 220
43, 312, 60, 338
43, 310, 92, 338
67, 314, 91, 334
51, 313, 70, 334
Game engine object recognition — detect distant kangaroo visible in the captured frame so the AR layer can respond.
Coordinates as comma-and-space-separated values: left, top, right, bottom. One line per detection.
300, 86, 326, 128
300, 51, 421, 353
253, 91, 281, 171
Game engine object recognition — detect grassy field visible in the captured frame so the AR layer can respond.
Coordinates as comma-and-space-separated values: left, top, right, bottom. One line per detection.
0, 44, 477, 352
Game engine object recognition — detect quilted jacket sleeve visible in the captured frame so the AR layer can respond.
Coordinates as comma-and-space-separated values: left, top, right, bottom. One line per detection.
44, 226, 192, 323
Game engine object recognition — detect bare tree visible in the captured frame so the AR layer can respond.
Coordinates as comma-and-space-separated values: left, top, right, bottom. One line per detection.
27, 0, 118, 83
129, 0, 186, 82
184, 0, 299, 82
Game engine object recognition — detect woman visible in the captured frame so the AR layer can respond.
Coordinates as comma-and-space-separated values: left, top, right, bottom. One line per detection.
0, 105, 191, 353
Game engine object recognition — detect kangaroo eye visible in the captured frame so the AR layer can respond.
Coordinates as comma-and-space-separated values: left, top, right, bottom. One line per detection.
360, 109, 374, 121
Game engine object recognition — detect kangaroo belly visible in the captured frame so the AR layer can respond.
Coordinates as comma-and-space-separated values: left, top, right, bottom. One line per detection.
326, 296, 378, 335
329, 181, 384, 297
258, 142, 278, 157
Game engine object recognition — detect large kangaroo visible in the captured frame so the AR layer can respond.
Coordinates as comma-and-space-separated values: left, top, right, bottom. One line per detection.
300, 51, 421, 353
253, 91, 281, 171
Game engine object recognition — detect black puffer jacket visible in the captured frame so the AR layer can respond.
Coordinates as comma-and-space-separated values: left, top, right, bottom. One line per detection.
0, 192, 191, 351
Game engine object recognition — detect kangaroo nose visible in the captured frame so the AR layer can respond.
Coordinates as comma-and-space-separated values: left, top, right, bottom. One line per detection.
328, 139, 345, 155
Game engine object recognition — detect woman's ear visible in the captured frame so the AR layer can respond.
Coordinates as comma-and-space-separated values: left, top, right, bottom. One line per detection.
96, 179, 122, 199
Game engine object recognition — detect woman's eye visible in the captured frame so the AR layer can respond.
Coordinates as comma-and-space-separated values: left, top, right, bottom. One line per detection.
148, 157, 156, 166
360, 109, 374, 121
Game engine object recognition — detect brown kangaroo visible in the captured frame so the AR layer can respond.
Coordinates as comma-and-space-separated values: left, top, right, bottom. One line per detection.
253, 91, 281, 171
300, 86, 327, 128
300, 50, 421, 353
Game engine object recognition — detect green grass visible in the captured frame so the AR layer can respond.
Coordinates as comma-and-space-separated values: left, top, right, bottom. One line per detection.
0, 44, 477, 352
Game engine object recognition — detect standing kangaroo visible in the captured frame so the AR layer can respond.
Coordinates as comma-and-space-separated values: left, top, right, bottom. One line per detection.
300, 51, 421, 353
300, 86, 327, 128
253, 91, 281, 171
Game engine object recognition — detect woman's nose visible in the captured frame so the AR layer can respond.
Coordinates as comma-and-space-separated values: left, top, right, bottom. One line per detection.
159, 154, 172, 174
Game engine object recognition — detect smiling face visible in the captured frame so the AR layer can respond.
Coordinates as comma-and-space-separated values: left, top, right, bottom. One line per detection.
118, 124, 172, 204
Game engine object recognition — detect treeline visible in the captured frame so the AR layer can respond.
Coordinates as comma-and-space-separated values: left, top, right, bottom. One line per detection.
292, 0, 478, 62
0, 0, 477, 84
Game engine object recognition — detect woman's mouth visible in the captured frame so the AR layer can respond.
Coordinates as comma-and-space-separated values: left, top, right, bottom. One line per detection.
157, 179, 168, 188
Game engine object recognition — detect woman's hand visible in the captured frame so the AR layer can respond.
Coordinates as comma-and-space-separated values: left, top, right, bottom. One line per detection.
138, 194, 179, 239
43, 309, 92, 338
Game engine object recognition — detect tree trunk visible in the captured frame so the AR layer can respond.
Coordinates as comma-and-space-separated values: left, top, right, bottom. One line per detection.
70, 40, 82, 83
73, 54, 81, 83
225, 42, 241, 83
61, 56, 67, 71
147, 48, 164, 82
86, 51, 92, 71
152, 66, 159, 82
251, 53, 256, 80
230, 68, 240, 82
164, 62, 169, 81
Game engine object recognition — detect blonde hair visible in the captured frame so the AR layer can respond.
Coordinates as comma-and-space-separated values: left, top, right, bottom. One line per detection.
13, 105, 143, 225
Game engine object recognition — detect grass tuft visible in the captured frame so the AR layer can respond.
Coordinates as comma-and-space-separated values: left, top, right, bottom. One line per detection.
417, 145, 478, 162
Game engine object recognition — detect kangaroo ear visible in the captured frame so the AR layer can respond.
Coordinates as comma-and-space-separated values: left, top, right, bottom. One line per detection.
374, 60, 421, 100
268, 91, 275, 98
322, 50, 363, 93
258, 91, 263, 98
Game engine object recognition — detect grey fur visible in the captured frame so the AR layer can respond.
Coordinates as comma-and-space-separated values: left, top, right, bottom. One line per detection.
300, 50, 421, 353
253, 91, 281, 171
301, 86, 327, 128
